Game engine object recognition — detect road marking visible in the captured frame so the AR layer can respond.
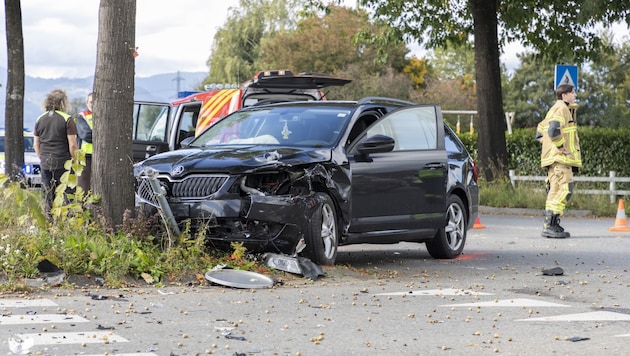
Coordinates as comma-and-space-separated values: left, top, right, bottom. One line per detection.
615, 334, 630, 337
13, 331, 129, 345
441, 298, 570, 308
1, 313, 89, 325
518, 311, 630, 322
0, 299, 58, 308
377, 288, 493, 296
82, 354, 157, 356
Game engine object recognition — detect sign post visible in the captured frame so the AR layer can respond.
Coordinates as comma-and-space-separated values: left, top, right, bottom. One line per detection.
555, 65, 578, 91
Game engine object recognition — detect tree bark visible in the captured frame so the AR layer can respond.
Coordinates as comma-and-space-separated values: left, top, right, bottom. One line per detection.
92, 0, 136, 227
470, 0, 508, 181
4, 0, 25, 181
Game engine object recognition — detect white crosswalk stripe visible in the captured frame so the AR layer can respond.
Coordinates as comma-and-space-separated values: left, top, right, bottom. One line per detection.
1, 313, 89, 325
1, 298, 157, 355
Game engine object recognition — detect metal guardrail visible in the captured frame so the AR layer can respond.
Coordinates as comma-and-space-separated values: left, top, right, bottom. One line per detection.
509, 170, 630, 203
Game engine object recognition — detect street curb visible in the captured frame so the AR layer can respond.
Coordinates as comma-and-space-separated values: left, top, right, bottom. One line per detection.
479, 206, 593, 217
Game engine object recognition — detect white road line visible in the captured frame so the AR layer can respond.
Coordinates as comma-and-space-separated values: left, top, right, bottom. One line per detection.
441, 298, 570, 308
377, 288, 494, 296
614, 334, 630, 337
0, 299, 58, 308
1, 313, 89, 325
517, 311, 630, 322
13, 331, 129, 345
82, 354, 158, 356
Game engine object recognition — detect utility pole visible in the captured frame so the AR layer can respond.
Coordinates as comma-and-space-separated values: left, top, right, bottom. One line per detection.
173, 71, 185, 97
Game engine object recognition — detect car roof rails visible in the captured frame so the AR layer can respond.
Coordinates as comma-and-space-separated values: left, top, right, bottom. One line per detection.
357, 97, 417, 106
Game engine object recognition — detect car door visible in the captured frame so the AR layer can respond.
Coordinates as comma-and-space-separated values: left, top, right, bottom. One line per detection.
348, 105, 447, 236
132, 101, 172, 162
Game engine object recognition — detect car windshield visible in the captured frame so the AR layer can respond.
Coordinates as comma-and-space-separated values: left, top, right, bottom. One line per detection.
192, 106, 353, 147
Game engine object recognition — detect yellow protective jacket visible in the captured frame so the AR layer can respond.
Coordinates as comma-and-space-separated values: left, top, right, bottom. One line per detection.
537, 100, 582, 168
77, 109, 93, 155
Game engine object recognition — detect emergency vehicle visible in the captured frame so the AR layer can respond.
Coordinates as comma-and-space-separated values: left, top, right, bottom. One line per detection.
0, 129, 41, 186
132, 70, 351, 161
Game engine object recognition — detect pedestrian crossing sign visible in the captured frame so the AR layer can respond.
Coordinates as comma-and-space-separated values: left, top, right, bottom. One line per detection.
555, 65, 578, 91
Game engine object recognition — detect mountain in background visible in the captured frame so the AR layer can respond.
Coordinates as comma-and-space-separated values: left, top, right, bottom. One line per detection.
0, 68, 207, 130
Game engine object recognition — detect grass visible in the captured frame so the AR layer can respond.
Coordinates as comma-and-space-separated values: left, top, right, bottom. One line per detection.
480, 178, 619, 217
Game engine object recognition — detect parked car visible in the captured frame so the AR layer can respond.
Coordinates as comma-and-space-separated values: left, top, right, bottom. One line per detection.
0, 129, 41, 187
134, 97, 479, 265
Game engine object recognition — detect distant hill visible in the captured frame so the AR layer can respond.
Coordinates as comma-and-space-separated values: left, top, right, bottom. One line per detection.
0, 69, 207, 130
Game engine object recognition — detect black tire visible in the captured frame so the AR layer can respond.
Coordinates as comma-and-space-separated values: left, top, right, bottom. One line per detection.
426, 194, 467, 259
303, 192, 339, 265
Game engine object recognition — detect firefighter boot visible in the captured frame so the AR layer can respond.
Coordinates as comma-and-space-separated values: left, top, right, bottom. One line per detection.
541, 211, 569, 238
553, 214, 570, 237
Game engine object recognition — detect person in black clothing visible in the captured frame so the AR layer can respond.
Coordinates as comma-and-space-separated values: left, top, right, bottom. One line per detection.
33, 89, 78, 216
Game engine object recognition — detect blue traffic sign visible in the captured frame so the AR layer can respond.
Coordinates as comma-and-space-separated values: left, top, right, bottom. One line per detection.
555, 65, 578, 91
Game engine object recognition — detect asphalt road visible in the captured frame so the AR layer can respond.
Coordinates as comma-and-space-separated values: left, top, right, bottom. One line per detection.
1, 213, 629, 355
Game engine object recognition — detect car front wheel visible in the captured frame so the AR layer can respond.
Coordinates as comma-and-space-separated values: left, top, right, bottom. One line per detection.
303, 192, 338, 266
426, 194, 467, 259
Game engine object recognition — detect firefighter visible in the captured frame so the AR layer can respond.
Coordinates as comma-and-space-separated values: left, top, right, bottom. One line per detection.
76, 92, 93, 193
535, 84, 582, 238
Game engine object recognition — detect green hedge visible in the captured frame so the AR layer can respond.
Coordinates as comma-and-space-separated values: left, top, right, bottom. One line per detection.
458, 127, 630, 178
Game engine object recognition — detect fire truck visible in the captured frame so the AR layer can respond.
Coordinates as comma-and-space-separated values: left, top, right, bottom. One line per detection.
131, 70, 351, 162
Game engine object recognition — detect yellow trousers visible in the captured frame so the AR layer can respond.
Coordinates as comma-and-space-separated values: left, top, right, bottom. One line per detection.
545, 162, 574, 214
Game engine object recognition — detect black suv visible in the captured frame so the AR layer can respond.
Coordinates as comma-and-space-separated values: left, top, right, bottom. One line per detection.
134, 97, 479, 265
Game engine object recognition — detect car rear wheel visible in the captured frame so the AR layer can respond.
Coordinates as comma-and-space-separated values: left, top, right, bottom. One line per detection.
303, 192, 338, 266
426, 194, 467, 259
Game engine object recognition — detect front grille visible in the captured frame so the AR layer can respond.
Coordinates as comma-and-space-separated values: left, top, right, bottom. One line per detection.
172, 176, 229, 198
136, 174, 230, 204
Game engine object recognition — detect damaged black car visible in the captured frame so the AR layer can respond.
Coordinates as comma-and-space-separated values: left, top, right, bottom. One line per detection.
134, 97, 479, 265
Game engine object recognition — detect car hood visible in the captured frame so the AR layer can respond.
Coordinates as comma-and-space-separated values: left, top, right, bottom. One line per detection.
136, 145, 333, 176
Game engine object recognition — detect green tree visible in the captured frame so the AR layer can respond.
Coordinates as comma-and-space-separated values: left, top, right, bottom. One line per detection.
204, 0, 303, 85
503, 53, 553, 128
258, 4, 412, 100
352, 0, 630, 181
413, 42, 477, 112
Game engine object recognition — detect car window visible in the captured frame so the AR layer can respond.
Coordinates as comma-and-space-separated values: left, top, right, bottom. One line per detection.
367, 107, 437, 151
193, 107, 352, 147
444, 126, 464, 154
133, 103, 169, 142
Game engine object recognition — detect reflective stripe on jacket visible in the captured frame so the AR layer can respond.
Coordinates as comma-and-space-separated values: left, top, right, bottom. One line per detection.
537, 100, 582, 168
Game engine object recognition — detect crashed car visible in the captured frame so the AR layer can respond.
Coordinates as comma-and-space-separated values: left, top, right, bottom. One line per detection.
134, 97, 479, 265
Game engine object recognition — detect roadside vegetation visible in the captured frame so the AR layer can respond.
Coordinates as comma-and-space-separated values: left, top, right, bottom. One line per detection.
0, 176, 266, 292
480, 178, 618, 217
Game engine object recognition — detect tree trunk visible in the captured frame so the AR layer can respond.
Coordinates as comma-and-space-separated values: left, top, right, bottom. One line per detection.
470, 0, 508, 181
4, 0, 25, 181
92, 0, 136, 228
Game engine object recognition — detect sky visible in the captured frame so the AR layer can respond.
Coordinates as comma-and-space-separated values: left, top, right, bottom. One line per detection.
0, 0, 245, 79
0, 1, 627, 80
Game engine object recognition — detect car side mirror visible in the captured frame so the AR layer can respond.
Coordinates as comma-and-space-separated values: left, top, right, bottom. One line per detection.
356, 134, 395, 154
180, 136, 195, 149
353, 134, 395, 162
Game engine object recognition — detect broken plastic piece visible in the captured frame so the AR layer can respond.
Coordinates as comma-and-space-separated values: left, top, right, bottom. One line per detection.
265, 253, 302, 274
567, 336, 590, 342
542, 267, 564, 276
204, 269, 274, 289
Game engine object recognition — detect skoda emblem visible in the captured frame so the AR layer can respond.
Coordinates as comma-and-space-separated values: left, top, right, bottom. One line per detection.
171, 165, 185, 177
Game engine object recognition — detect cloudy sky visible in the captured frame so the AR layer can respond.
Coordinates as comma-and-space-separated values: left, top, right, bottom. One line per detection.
0, 0, 243, 79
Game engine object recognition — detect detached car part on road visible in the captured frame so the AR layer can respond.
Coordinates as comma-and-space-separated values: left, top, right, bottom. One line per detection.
134, 97, 479, 265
